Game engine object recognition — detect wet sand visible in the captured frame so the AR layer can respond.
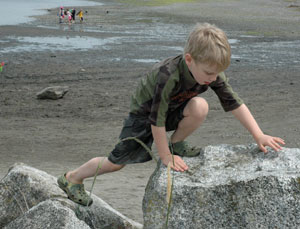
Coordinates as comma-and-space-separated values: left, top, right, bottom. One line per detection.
1, 0, 300, 224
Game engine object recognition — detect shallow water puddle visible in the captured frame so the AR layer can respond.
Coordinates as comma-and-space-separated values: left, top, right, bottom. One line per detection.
0, 36, 121, 53
228, 39, 239, 44
1, 32, 299, 67
231, 40, 300, 66
132, 59, 160, 63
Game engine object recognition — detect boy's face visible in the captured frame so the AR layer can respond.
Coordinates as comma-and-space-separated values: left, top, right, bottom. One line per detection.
185, 53, 220, 85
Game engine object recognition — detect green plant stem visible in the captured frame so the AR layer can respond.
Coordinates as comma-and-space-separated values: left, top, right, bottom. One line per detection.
165, 142, 175, 228
88, 157, 105, 205
76, 134, 174, 228
88, 136, 157, 202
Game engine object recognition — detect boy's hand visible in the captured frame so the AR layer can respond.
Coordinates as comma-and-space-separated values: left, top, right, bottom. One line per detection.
161, 154, 188, 172
256, 134, 285, 153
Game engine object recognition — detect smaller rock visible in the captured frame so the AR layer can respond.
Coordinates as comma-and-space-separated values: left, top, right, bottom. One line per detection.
36, 86, 69, 100
288, 4, 300, 8
4, 200, 90, 229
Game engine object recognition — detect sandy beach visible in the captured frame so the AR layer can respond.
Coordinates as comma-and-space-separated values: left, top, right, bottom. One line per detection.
1, 0, 300, 224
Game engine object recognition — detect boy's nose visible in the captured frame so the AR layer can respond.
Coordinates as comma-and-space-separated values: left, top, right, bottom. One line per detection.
210, 75, 217, 81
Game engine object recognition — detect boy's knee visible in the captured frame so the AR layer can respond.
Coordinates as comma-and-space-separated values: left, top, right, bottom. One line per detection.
186, 97, 209, 119
107, 159, 125, 172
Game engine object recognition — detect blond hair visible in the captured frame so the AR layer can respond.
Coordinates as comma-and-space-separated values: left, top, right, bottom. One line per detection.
184, 23, 231, 72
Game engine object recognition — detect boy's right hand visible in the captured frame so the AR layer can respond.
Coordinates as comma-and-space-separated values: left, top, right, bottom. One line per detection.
161, 154, 188, 172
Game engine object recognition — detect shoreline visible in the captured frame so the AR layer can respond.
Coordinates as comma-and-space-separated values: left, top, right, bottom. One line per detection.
1, 0, 104, 27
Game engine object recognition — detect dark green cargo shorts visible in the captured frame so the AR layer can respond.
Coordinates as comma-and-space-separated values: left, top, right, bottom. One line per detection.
108, 102, 187, 165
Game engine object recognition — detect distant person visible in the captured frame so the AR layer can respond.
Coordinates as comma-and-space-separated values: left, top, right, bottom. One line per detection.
58, 6, 64, 24
77, 9, 84, 23
57, 23, 285, 206
72, 8, 76, 22
66, 9, 72, 25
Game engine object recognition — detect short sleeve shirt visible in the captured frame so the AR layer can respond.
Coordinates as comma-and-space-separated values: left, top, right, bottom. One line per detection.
130, 55, 243, 127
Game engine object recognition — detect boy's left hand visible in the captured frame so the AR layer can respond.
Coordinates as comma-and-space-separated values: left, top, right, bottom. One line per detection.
256, 134, 285, 153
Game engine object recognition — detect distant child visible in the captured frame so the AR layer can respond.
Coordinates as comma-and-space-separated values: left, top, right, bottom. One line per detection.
58, 6, 64, 24
72, 8, 76, 22
77, 9, 84, 23
57, 23, 285, 206
66, 9, 72, 25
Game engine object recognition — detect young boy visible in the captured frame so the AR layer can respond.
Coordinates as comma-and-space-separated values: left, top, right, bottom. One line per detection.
57, 23, 285, 206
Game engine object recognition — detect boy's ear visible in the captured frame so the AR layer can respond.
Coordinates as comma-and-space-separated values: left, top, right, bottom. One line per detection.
184, 53, 193, 66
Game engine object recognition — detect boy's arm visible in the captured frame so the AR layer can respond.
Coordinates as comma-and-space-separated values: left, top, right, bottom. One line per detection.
151, 125, 188, 172
231, 104, 285, 152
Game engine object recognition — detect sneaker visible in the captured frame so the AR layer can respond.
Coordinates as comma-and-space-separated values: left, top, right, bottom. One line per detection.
169, 141, 201, 157
57, 174, 93, 206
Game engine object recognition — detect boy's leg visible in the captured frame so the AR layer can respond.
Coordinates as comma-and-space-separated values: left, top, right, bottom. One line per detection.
171, 97, 208, 143
58, 113, 152, 205
66, 157, 125, 184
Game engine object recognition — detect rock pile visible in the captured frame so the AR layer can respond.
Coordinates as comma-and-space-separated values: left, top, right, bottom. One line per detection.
0, 163, 142, 229
2, 144, 300, 229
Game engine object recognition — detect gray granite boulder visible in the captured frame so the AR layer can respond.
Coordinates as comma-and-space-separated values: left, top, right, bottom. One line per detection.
143, 144, 300, 229
0, 163, 142, 229
4, 200, 90, 229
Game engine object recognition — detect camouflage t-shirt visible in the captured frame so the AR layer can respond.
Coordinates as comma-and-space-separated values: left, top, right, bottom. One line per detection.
130, 55, 243, 127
